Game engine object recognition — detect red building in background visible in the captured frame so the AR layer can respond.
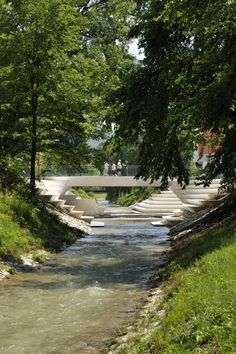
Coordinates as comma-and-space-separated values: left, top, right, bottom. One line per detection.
193, 131, 220, 168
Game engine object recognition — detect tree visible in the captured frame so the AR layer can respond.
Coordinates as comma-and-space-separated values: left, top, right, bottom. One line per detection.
112, 0, 236, 188
0, 0, 136, 192
0, 0, 88, 191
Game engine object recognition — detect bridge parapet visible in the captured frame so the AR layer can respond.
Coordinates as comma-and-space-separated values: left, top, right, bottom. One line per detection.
41, 165, 140, 177
43, 176, 161, 189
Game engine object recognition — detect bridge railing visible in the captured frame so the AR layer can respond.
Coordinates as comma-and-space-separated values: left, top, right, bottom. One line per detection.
41, 165, 140, 177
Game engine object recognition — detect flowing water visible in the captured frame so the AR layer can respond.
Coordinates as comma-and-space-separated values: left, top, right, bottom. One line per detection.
0, 219, 169, 354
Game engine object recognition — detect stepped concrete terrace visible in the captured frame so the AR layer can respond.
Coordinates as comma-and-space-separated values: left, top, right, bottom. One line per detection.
37, 176, 223, 225
133, 178, 223, 226
37, 176, 161, 219
132, 189, 184, 216
170, 178, 221, 206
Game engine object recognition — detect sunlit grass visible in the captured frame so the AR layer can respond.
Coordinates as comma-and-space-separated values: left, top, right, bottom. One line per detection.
73, 187, 107, 199
115, 220, 236, 353
117, 188, 157, 206
0, 192, 79, 264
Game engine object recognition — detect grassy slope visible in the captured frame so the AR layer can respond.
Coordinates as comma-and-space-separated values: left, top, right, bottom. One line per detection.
0, 193, 81, 265
115, 216, 236, 353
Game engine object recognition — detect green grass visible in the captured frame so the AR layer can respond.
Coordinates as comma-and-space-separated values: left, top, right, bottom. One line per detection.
117, 188, 157, 206
114, 219, 236, 353
0, 192, 80, 264
0, 213, 41, 262
73, 188, 93, 199
73, 187, 107, 199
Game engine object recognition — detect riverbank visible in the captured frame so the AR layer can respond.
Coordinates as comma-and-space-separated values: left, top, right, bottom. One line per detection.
107, 198, 236, 353
0, 193, 90, 280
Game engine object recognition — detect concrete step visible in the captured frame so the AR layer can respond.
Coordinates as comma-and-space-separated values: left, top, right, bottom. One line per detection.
60, 194, 80, 204
69, 210, 84, 219
137, 201, 183, 208
151, 192, 182, 196
63, 205, 75, 211
200, 194, 229, 207
162, 215, 184, 226
49, 199, 65, 208
90, 221, 105, 227
182, 199, 205, 206
133, 206, 181, 213
173, 209, 184, 216
150, 198, 183, 203
81, 215, 94, 223
182, 203, 204, 213
188, 177, 221, 184
177, 193, 217, 199
151, 220, 169, 226
177, 188, 219, 194
39, 193, 54, 200
142, 200, 183, 205
64, 190, 75, 195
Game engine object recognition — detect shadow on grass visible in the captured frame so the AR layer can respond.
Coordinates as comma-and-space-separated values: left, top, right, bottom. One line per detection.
28, 209, 82, 251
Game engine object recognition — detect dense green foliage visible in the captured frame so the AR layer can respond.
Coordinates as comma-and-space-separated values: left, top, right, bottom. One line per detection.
93, 142, 141, 176
0, 193, 79, 263
73, 187, 106, 199
117, 187, 156, 206
0, 0, 135, 192
114, 218, 236, 353
112, 0, 236, 188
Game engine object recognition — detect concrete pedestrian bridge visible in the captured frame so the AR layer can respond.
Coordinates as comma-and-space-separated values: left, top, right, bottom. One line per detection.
41, 176, 162, 195
38, 176, 224, 224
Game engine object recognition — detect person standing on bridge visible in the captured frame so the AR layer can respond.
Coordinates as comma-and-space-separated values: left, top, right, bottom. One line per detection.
123, 160, 128, 176
117, 159, 122, 176
111, 162, 117, 176
103, 161, 109, 176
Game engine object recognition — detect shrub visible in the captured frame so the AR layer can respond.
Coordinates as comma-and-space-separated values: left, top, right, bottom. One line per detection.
117, 188, 157, 206
0, 214, 41, 261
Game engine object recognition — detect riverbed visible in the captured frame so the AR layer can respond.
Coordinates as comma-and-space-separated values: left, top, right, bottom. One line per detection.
0, 219, 169, 354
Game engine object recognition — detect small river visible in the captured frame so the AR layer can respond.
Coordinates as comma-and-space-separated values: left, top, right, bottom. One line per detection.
0, 219, 169, 354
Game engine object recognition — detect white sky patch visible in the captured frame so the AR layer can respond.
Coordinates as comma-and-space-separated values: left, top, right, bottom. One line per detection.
128, 39, 145, 60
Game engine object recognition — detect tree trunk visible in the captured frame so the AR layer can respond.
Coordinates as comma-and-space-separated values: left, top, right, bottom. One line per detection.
30, 124, 37, 193
30, 80, 38, 194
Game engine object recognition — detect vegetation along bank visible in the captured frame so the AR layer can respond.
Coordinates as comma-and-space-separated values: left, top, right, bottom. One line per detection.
107, 198, 236, 353
0, 192, 89, 280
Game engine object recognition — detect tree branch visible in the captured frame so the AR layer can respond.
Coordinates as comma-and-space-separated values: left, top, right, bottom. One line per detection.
79, 0, 108, 14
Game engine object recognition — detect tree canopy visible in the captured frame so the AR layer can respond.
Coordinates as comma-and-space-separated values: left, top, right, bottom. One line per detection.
1, 0, 235, 192
0, 0, 135, 192
112, 0, 236, 188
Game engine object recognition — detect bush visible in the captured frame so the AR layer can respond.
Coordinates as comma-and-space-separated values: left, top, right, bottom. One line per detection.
0, 213, 41, 261
0, 155, 27, 193
73, 188, 92, 199
0, 192, 80, 263
117, 188, 157, 206
0, 193, 41, 228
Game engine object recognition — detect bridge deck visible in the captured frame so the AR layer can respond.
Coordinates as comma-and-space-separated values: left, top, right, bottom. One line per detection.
44, 176, 161, 188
